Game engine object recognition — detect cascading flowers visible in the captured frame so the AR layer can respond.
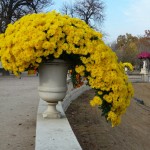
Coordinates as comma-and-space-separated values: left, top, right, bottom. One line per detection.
0, 11, 134, 127
123, 62, 133, 71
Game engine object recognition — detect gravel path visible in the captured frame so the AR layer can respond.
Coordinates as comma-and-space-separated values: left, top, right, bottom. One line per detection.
0, 76, 39, 150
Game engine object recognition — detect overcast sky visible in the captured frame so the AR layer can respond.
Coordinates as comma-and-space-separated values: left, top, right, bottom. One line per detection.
50, 0, 150, 43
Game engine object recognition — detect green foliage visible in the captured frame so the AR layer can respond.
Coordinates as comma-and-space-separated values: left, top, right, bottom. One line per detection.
112, 31, 150, 69
113, 33, 139, 65
99, 100, 112, 117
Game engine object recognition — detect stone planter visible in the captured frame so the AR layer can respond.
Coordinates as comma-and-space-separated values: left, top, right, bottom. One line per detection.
38, 59, 68, 118
140, 59, 148, 75
125, 67, 128, 74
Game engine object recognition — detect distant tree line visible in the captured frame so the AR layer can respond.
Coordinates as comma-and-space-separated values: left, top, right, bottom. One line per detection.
110, 30, 150, 69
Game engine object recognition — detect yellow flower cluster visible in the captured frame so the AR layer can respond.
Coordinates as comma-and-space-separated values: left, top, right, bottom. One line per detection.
123, 62, 133, 71
107, 111, 121, 127
75, 65, 85, 76
0, 11, 101, 75
0, 11, 134, 127
90, 96, 102, 106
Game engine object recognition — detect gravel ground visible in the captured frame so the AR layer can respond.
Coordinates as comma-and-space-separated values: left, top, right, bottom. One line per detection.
0, 76, 39, 150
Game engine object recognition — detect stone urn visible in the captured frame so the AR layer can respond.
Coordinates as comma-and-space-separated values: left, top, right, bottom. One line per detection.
125, 67, 128, 74
38, 59, 68, 118
140, 59, 148, 74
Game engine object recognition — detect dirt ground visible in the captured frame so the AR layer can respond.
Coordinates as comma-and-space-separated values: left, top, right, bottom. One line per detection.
66, 83, 150, 150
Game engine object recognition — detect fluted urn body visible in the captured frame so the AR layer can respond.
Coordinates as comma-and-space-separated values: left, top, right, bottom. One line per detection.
38, 59, 68, 118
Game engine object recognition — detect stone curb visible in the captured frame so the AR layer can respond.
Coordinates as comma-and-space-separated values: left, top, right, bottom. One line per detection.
62, 85, 91, 111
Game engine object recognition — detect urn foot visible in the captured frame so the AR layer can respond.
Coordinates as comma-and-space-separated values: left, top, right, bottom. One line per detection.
43, 102, 61, 119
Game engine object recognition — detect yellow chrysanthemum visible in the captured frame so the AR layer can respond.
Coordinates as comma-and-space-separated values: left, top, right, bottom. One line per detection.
123, 62, 133, 71
0, 11, 134, 127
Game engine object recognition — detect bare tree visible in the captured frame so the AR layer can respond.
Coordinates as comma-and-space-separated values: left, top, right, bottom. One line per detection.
61, 3, 75, 18
61, 0, 105, 29
0, 0, 54, 33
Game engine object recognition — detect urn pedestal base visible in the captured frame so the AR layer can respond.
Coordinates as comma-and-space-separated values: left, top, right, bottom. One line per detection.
43, 102, 61, 118
140, 68, 148, 75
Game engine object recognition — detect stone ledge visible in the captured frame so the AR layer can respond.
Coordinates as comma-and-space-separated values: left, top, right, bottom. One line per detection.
62, 85, 91, 111
35, 100, 82, 150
